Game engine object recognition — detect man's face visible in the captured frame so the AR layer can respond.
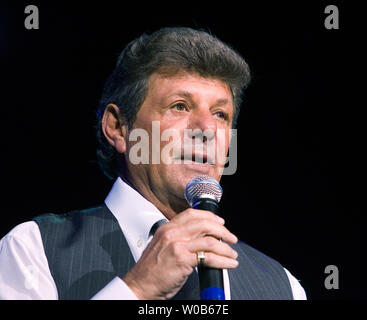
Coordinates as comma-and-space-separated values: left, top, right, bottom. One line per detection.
124, 71, 234, 208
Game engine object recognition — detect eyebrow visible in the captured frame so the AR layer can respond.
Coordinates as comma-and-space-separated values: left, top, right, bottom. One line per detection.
168, 90, 230, 106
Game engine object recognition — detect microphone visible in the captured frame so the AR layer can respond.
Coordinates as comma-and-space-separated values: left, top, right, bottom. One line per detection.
185, 175, 225, 300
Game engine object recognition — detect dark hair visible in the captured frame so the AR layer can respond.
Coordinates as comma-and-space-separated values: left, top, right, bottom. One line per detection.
96, 27, 251, 180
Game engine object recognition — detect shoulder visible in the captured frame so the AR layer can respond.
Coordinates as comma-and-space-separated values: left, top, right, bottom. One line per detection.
33, 205, 110, 225
0, 205, 110, 252
32, 205, 112, 236
0, 221, 58, 299
31, 205, 119, 249
233, 240, 307, 299
0, 220, 45, 263
283, 267, 307, 299
1, 221, 42, 247
33, 205, 108, 224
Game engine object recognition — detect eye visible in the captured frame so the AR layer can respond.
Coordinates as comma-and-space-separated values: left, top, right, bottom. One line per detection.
172, 102, 188, 112
215, 111, 228, 120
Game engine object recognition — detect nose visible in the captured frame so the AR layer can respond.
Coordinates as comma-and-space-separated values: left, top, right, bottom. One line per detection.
187, 110, 217, 143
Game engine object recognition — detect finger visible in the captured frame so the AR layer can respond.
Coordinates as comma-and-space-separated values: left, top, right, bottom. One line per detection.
197, 252, 239, 269
186, 236, 238, 259
159, 219, 237, 245
180, 219, 238, 244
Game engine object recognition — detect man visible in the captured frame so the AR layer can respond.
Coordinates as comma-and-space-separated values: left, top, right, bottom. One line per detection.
0, 27, 306, 300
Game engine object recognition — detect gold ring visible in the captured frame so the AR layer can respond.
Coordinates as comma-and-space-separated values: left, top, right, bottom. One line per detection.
197, 251, 205, 265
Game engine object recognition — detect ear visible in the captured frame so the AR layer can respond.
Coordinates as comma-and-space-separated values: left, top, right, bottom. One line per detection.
101, 104, 128, 154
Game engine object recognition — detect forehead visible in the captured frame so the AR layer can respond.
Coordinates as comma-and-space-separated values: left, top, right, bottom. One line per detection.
146, 71, 233, 104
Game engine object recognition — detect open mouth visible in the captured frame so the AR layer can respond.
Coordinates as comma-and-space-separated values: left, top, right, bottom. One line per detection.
181, 153, 210, 164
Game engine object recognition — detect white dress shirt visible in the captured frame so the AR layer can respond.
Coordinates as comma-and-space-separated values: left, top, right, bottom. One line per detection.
0, 177, 306, 300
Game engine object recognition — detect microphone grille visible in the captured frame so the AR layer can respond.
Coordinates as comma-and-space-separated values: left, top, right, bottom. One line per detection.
184, 175, 223, 207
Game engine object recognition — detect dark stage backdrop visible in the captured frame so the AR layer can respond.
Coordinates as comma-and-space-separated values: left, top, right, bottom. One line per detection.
0, 1, 364, 300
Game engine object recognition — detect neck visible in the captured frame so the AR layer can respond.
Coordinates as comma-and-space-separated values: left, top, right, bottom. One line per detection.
119, 173, 188, 221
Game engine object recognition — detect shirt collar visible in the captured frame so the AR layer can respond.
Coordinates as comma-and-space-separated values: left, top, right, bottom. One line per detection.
104, 177, 168, 262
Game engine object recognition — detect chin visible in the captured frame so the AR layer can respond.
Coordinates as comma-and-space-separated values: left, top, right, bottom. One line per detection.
165, 164, 221, 197
186, 164, 221, 181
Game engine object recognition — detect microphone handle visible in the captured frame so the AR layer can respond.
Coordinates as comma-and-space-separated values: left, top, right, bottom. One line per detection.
194, 197, 225, 300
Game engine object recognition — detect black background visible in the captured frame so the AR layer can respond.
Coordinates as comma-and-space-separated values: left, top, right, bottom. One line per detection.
0, 1, 364, 300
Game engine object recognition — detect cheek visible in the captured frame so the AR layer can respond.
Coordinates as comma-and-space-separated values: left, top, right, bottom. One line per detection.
215, 129, 231, 164
159, 122, 188, 161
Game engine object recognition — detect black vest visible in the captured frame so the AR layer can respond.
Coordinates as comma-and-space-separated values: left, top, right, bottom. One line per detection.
33, 205, 293, 300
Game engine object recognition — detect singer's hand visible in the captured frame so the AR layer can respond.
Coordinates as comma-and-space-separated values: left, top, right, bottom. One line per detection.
122, 208, 238, 300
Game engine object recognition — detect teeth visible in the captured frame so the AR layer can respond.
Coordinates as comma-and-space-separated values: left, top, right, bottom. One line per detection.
182, 155, 207, 163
